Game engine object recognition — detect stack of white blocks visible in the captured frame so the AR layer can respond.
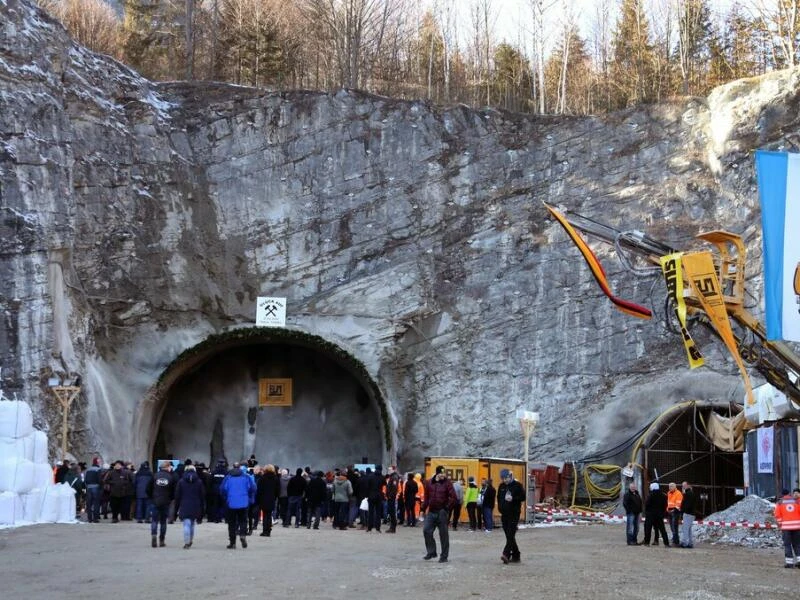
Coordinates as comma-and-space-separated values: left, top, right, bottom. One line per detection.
0, 400, 76, 526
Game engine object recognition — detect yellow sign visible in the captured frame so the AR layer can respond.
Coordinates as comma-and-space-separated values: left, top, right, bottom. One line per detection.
259, 378, 293, 407
660, 252, 704, 369
682, 251, 756, 407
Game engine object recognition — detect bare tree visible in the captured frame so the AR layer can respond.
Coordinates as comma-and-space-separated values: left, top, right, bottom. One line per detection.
527, 0, 556, 114
39, 0, 122, 57
555, 0, 579, 114
751, 0, 799, 68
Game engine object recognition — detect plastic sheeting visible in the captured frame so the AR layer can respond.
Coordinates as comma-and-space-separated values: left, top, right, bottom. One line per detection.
0, 459, 36, 494
705, 411, 746, 452
0, 491, 24, 525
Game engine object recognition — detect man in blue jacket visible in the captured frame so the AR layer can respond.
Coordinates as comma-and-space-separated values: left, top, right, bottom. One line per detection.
220, 462, 256, 549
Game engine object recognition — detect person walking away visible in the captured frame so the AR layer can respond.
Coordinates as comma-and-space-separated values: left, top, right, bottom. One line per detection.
775, 488, 800, 568
366, 466, 385, 533
404, 473, 418, 527
498, 469, 525, 564
286, 468, 307, 527
84, 458, 103, 523
464, 477, 479, 531
175, 465, 205, 549
385, 472, 399, 533
450, 478, 464, 530
332, 469, 353, 530
679, 481, 696, 548
146, 461, 176, 547
221, 462, 256, 549
105, 461, 133, 523
99, 463, 111, 519
666, 482, 683, 546
422, 466, 457, 563
623, 482, 643, 545
134, 462, 153, 523
481, 478, 496, 532
306, 470, 327, 530
642, 482, 669, 547
256, 464, 280, 537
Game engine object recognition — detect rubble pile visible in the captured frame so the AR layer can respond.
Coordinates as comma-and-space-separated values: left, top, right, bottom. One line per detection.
694, 495, 781, 548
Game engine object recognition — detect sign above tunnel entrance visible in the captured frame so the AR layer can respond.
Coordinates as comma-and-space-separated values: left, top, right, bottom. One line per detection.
259, 378, 292, 406
256, 297, 286, 327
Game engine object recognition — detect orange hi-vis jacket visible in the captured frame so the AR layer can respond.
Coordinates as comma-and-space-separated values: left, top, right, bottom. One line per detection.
667, 489, 683, 512
775, 496, 800, 530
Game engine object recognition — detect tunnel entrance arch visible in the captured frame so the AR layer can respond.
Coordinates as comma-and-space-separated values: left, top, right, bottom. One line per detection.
146, 328, 393, 469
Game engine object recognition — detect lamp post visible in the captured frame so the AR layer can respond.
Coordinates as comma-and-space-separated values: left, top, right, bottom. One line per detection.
517, 409, 539, 523
48, 379, 81, 460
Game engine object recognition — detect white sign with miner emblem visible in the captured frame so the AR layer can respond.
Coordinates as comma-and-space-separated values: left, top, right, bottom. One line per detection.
256, 297, 286, 327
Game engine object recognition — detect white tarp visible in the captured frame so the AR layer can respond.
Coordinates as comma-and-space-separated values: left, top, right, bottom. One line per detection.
31, 430, 48, 465
0, 435, 34, 462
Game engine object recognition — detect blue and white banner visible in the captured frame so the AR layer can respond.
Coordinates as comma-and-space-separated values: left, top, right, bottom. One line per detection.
755, 150, 800, 342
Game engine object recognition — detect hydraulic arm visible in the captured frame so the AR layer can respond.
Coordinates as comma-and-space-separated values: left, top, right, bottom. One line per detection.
559, 209, 800, 407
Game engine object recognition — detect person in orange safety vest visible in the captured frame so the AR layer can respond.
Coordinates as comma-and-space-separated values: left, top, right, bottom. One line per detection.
666, 482, 683, 546
774, 488, 800, 568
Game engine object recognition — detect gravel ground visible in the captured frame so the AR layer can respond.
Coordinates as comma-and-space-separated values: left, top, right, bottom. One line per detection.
0, 519, 797, 599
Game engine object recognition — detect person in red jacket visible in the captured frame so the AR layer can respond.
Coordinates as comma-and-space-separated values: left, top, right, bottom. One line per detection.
775, 488, 800, 568
421, 466, 457, 563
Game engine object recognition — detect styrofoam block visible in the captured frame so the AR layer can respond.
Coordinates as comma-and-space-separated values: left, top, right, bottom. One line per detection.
0, 401, 33, 439
31, 431, 48, 465
21, 488, 44, 523
0, 435, 35, 463
56, 484, 76, 523
0, 491, 24, 525
32, 463, 53, 490
0, 459, 36, 494
39, 485, 59, 522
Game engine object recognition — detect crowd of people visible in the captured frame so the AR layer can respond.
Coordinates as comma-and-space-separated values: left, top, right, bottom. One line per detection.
51, 456, 524, 563
622, 480, 697, 548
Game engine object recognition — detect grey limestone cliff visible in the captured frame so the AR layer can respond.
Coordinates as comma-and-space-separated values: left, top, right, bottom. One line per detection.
2, 0, 798, 467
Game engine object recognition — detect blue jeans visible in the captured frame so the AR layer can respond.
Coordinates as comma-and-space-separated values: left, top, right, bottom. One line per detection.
626, 513, 640, 544
86, 485, 101, 522
135, 498, 151, 521
182, 518, 195, 544
287, 496, 302, 526
482, 506, 494, 531
151, 505, 169, 538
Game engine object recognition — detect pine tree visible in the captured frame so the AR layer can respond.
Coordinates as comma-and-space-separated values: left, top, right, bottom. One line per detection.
610, 0, 656, 109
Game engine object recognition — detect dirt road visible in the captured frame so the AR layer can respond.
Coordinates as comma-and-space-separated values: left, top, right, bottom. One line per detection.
0, 519, 794, 599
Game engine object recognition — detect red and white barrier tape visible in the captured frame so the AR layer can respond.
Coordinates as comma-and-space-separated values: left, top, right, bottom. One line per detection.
532, 507, 775, 529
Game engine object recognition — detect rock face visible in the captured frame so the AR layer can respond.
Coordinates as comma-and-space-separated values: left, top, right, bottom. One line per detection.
2, 0, 799, 468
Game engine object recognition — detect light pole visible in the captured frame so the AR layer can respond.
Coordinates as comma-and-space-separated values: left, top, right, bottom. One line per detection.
517, 409, 539, 523
48, 378, 81, 461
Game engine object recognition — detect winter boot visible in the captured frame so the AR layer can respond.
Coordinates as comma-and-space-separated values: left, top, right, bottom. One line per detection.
159, 537, 166, 547
151, 535, 157, 548
240, 536, 248, 549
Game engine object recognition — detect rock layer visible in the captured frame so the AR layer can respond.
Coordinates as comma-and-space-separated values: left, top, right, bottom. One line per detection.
2, 0, 798, 467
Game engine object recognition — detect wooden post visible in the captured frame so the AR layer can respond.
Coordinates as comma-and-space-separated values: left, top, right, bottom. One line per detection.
51, 386, 80, 460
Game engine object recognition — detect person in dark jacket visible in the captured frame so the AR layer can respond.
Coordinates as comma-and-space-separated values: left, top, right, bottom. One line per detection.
256, 464, 280, 537
642, 482, 669, 546
680, 481, 696, 548
422, 466, 457, 563
481, 478, 497, 532
64, 464, 85, 518
146, 461, 176, 547
134, 462, 153, 523
366, 466, 384, 532
175, 465, 205, 549
404, 473, 419, 527
305, 470, 327, 530
385, 472, 399, 533
498, 469, 525, 564
285, 468, 307, 528
208, 460, 227, 522
83, 458, 103, 523
104, 461, 134, 523
220, 463, 256, 549
623, 482, 643, 545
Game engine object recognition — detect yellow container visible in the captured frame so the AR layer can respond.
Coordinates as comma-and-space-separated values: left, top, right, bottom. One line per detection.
423, 456, 526, 521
